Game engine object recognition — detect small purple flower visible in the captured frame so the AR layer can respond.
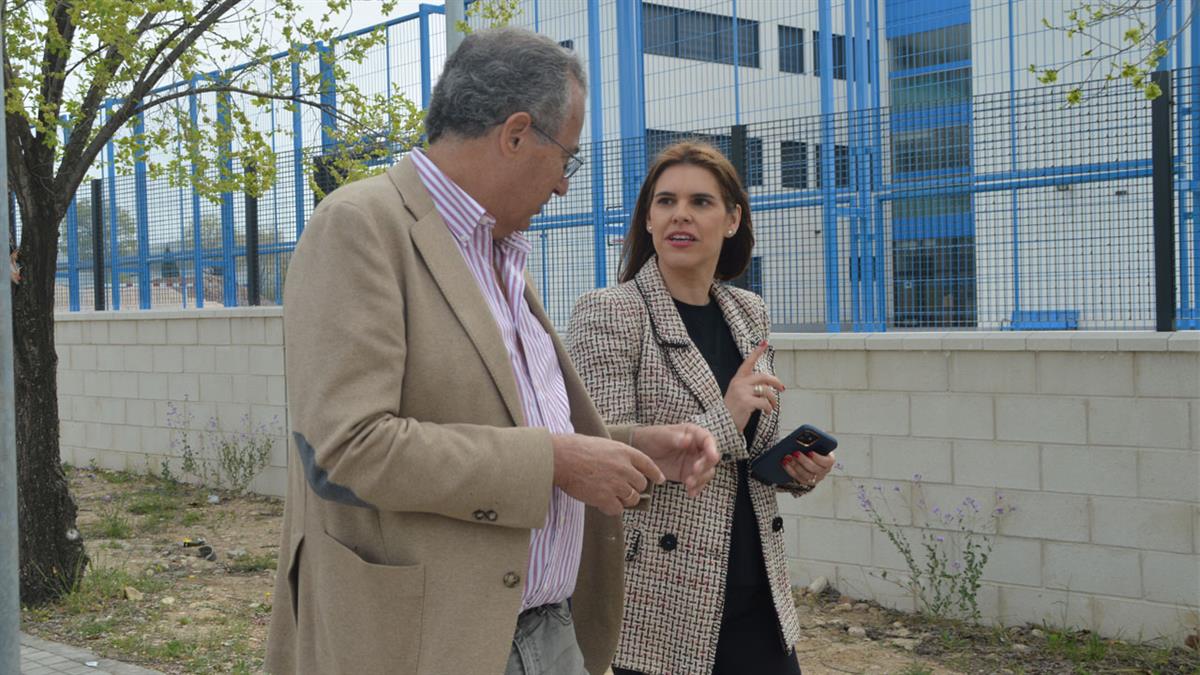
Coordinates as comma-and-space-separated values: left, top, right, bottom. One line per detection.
834, 462, 844, 471
913, 473, 923, 482
893, 486, 901, 493
932, 506, 940, 515
935, 535, 945, 542
995, 507, 1005, 515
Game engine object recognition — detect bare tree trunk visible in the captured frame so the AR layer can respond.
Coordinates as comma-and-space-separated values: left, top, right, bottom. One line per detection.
13, 197, 87, 604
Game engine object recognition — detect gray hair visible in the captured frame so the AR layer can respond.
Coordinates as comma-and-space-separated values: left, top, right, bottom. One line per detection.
425, 27, 586, 143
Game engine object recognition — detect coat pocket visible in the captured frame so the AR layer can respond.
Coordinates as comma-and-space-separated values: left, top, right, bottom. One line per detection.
310, 529, 426, 675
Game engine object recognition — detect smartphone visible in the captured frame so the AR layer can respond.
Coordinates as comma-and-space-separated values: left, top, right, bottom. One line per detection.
749, 424, 837, 486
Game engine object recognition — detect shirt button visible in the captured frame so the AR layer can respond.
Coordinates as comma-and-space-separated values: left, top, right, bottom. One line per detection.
503, 572, 521, 588
659, 533, 677, 552
772, 516, 784, 533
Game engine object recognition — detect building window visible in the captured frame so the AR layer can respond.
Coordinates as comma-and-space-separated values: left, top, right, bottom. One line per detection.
730, 254, 763, 295
889, 24, 970, 72
813, 143, 850, 188
812, 31, 846, 80
891, 67, 971, 111
778, 25, 804, 74
642, 3, 760, 67
891, 125, 970, 175
780, 140, 809, 188
645, 128, 764, 186
893, 236, 976, 328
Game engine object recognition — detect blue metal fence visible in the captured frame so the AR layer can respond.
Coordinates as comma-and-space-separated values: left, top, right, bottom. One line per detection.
42, 0, 1200, 331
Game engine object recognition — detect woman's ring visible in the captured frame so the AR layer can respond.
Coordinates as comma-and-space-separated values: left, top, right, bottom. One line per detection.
754, 384, 764, 397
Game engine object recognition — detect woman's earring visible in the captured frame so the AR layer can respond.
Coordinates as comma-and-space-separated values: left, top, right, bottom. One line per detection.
725, 229, 735, 238
647, 225, 653, 233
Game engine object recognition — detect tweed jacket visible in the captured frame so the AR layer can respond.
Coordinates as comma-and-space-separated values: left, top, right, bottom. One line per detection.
265, 156, 628, 675
566, 260, 805, 675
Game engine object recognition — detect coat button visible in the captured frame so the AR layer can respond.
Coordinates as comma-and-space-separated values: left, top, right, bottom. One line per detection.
659, 533, 677, 551
486, 510, 498, 521
772, 516, 784, 533
503, 571, 521, 588
473, 509, 486, 520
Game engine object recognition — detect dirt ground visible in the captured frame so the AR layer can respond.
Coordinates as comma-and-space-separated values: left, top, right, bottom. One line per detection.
21, 469, 1200, 674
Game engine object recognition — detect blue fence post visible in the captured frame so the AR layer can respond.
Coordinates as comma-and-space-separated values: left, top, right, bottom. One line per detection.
732, 0, 741, 124
134, 112, 152, 309
419, 5, 434, 110
844, 0, 861, 332
174, 115, 189, 308
868, 0, 886, 330
854, 0, 874, 330
587, 0, 607, 287
1007, 0, 1020, 323
291, 53, 306, 241
318, 42, 337, 151
268, 68, 283, 305
615, 0, 646, 223
189, 78, 205, 307
62, 123, 80, 312
1189, 0, 1200, 326
818, 0, 840, 331
105, 102, 120, 310
217, 81, 237, 307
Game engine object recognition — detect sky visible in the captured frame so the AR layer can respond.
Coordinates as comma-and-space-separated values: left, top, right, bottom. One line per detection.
260, 0, 428, 48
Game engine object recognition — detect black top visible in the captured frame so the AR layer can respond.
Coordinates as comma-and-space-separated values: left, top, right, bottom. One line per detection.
672, 298, 766, 591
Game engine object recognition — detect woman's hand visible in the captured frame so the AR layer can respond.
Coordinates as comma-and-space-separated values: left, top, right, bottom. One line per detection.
724, 340, 785, 432
782, 450, 836, 489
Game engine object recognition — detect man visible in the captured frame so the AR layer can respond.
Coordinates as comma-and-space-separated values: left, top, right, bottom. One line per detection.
265, 27, 720, 675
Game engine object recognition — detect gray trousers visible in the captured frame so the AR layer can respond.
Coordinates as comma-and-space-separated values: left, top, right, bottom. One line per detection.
504, 601, 587, 675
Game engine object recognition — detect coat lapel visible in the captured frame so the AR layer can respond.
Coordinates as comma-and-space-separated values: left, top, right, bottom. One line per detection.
711, 283, 779, 455
388, 157, 527, 427
633, 260, 725, 414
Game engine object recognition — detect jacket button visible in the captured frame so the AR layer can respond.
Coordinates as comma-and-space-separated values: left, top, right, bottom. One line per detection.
503, 571, 520, 588
772, 516, 784, 533
473, 509, 486, 520
659, 533, 677, 551
486, 510, 498, 521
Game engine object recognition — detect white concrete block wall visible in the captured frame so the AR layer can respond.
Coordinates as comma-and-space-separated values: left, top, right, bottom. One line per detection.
773, 331, 1200, 645
55, 308, 288, 497
54, 315, 1198, 644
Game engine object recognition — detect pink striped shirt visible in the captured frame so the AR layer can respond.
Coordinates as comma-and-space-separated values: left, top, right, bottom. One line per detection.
410, 149, 584, 611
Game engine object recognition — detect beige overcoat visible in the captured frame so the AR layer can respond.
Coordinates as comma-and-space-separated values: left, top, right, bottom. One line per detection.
265, 156, 627, 675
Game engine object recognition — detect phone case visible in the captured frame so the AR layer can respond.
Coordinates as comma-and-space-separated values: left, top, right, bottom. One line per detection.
749, 424, 838, 486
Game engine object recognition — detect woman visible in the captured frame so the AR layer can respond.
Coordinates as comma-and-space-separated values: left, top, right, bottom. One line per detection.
567, 141, 835, 675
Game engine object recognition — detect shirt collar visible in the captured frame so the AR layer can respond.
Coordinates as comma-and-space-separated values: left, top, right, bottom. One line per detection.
410, 148, 530, 252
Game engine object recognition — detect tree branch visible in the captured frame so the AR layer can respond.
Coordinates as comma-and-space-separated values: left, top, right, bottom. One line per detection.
30, 0, 78, 183
55, 0, 244, 202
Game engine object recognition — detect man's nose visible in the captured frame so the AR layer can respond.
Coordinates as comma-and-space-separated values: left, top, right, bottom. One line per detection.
553, 174, 570, 197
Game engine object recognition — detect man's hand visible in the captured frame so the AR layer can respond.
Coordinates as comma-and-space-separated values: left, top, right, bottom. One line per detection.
551, 434, 665, 516
629, 423, 720, 497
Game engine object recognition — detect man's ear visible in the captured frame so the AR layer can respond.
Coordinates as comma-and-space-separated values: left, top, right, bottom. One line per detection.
497, 111, 534, 157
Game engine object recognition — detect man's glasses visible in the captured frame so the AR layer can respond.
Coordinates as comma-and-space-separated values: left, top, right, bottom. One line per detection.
531, 123, 584, 180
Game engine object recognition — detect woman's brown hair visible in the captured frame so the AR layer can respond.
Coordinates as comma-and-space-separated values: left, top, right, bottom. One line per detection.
618, 140, 754, 283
